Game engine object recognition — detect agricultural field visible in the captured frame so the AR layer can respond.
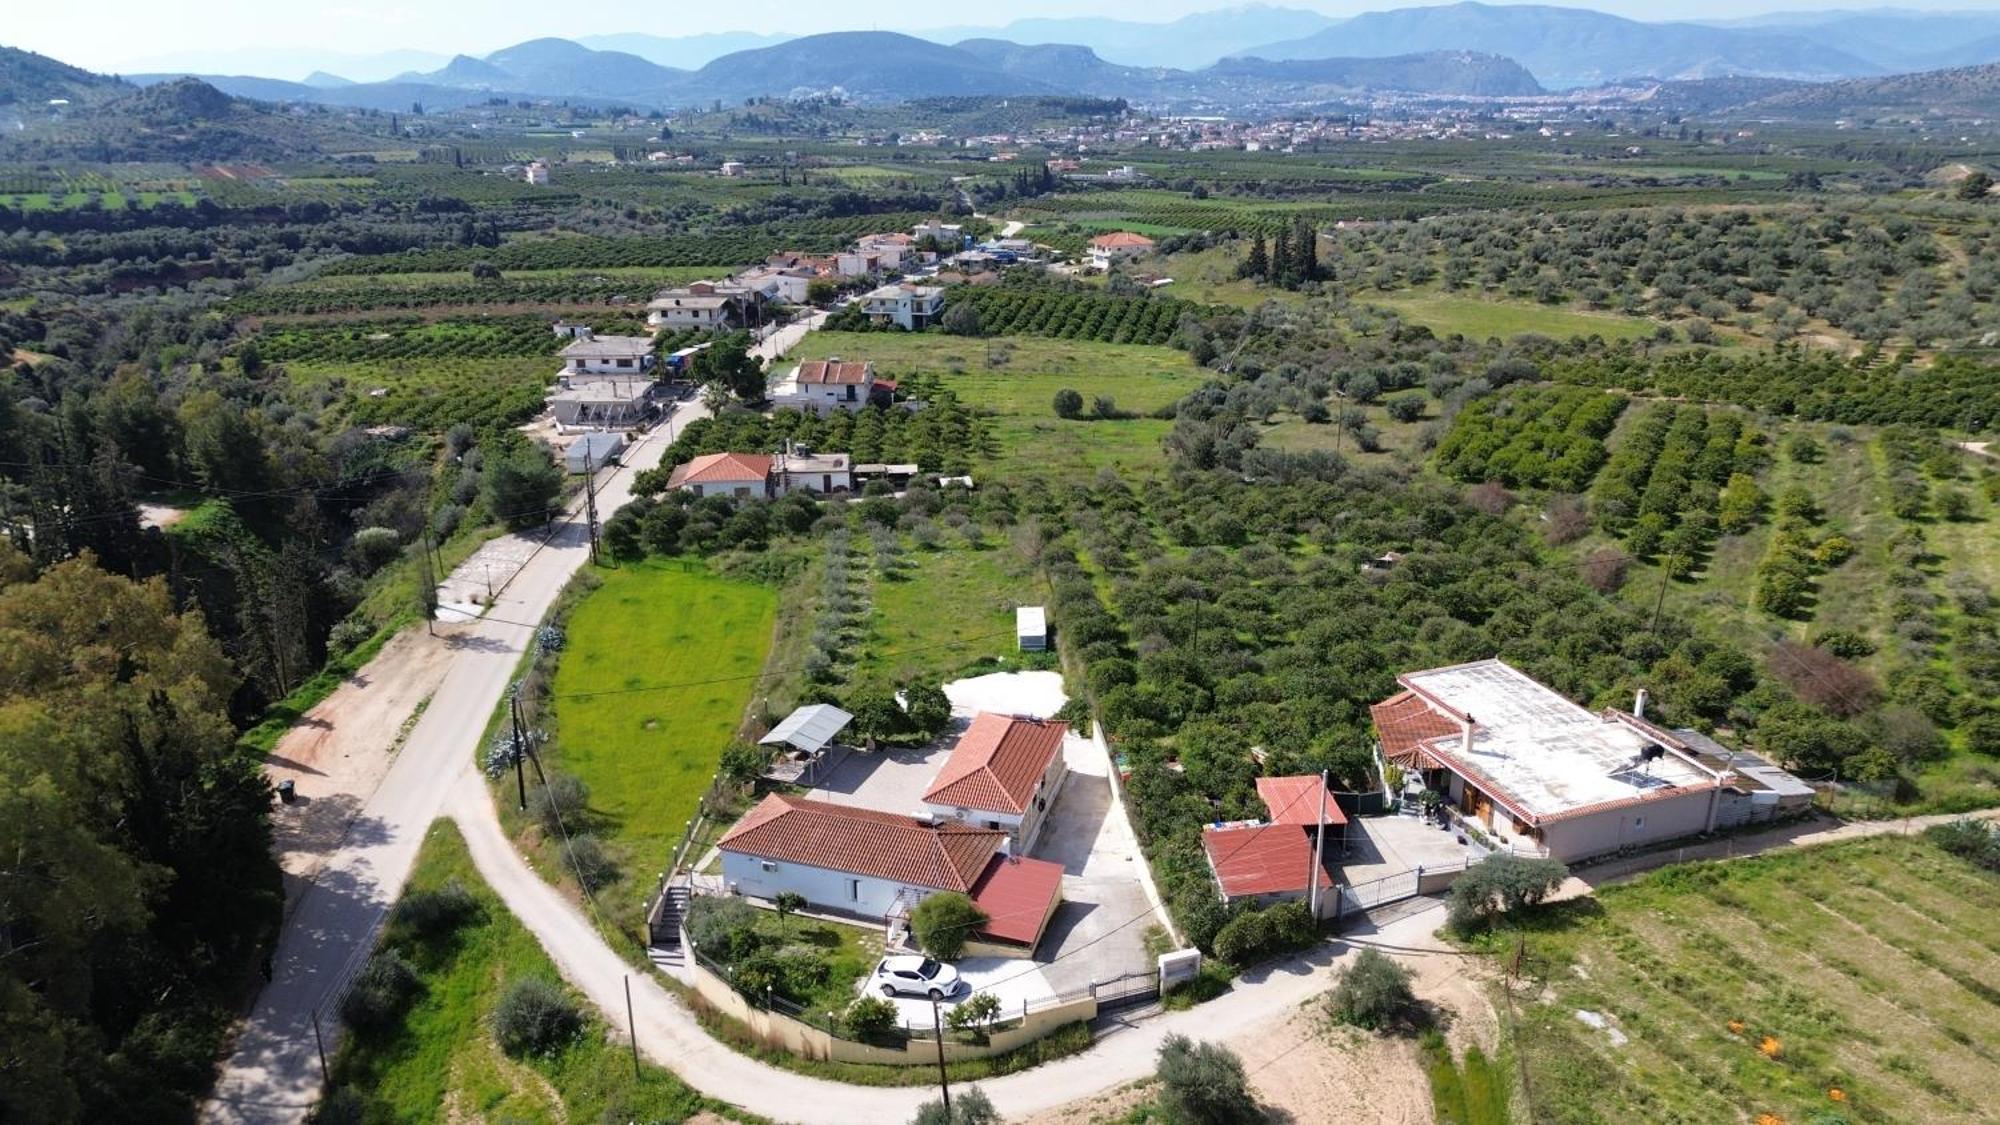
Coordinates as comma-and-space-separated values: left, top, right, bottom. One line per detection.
1498, 836, 2000, 1125
282, 356, 556, 435
232, 266, 728, 317
321, 217, 939, 276
538, 562, 776, 929
1359, 291, 1662, 343
921, 286, 1200, 346
325, 822, 731, 1124
791, 331, 1209, 476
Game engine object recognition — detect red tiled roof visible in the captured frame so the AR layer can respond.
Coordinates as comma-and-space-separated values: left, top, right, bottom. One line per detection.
665, 452, 771, 489
967, 853, 1065, 947
796, 360, 874, 385
1202, 823, 1333, 899
717, 794, 1004, 891
1256, 775, 1348, 826
923, 713, 1067, 815
1090, 232, 1155, 249
1370, 690, 1463, 765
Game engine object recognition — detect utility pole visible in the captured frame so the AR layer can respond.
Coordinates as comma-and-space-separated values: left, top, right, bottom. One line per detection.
623, 975, 641, 1080
1309, 769, 1329, 919
419, 533, 438, 635
1649, 551, 1675, 634
510, 687, 528, 811
311, 1010, 329, 1084
930, 995, 952, 1114
583, 448, 601, 566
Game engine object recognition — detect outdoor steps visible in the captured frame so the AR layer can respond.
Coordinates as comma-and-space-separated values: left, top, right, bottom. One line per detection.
648, 884, 692, 970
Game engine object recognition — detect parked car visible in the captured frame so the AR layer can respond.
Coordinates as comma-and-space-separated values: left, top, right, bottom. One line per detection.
871, 955, 961, 1000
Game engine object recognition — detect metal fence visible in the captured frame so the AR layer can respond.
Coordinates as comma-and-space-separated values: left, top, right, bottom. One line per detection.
1334, 860, 1470, 920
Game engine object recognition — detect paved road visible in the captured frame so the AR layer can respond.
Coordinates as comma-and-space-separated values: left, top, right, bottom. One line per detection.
201, 406, 700, 1124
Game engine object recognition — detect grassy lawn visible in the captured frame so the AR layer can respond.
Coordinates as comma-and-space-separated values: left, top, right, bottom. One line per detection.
794, 331, 1208, 476
328, 821, 741, 1123
1361, 292, 1659, 343
860, 539, 1042, 689
1153, 244, 1311, 309
550, 561, 777, 874
1494, 836, 2000, 1124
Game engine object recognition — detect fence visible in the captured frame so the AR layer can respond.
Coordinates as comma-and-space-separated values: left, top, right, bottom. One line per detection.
1333, 860, 1470, 922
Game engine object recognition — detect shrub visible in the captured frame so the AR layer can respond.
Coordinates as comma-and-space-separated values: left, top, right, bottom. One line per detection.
720, 739, 772, 784
1446, 854, 1570, 934
528, 772, 591, 835
1155, 1034, 1260, 1124
1212, 901, 1316, 967
340, 949, 420, 1033
389, 877, 480, 939
346, 526, 402, 576
686, 894, 761, 959
1327, 948, 1419, 1032
1053, 388, 1084, 418
491, 977, 584, 1056
910, 892, 987, 961
913, 1086, 1000, 1125
947, 991, 1002, 1036
561, 833, 617, 891
902, 679, 952, 739
1925, 819, 2000, 871
847, 686, 910, 742
1964, 711, 2000, 758
845, 994, 899, 1039
1385, 394, 1426, 423
307, 1088, 371, 1125
1769, 641, 1880, 718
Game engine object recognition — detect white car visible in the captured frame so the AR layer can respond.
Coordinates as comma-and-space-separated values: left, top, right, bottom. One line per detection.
871, 955, 962, 1000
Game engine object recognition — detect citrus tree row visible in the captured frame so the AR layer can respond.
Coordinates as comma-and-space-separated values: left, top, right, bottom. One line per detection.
943, 287, 1193, 346
1433, 386, 1628, 491
256, 313, 648, 364
1592, 402, 1769, 576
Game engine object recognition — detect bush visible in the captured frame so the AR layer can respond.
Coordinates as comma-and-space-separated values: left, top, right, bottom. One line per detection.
686, 895, 761, 959
389, 877, 480, 939
1052, 388, 1084, 418
1327, 948, 1418, 1032
307, 1088, 371, 1125
1155, 1034, 1260, 1124
561, 833, 618, 891
1446, 854, 1570, 934
912, 1085, 999, 1125
720, 739, 772, 784
491, 977, 584, 1056
902, 679, 952, 739
1212, 901, 1316, 967
1925, 819, 2000, 871
845, 994, 899, 1040
346, 526, 402, 576
910, 892, 987, 962
528, 772, 590, 835
340, 949, 420, 1033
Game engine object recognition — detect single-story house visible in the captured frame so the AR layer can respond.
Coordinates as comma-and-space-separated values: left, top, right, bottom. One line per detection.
1089, 231, 1155, 271
664, 452, 773, 499
1371, 658, 1807, 863
550, 380, 653, 430
1016, 605, 1047, 652
717, 794, 1063, 956
1201, 820, 1336, 915
921, 713, 1068, 851
861, 283, 945, 331
563, 431, 625, 474
772, 445, 852, 495
1254, 773, 1348, 849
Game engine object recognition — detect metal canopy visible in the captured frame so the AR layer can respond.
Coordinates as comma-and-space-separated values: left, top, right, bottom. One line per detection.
758, 704, 854, 754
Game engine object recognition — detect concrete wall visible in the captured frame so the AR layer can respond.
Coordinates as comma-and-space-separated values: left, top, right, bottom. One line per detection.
1538, 788, 1717, 863
719, 850, 933, 919
690, 957, 1097, 1065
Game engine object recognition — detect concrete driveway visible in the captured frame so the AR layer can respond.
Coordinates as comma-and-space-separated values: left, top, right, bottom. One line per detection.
1030, 731, 1159, 994
803, 731, 956, 814
1338, 812, 1485, 888
868, 955, 1058, 1030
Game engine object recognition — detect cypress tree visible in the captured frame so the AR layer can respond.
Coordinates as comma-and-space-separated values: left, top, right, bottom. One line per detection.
1243, 234, 1269, 280
1271, 226, 1292, 285
1296, 219, 1319, 281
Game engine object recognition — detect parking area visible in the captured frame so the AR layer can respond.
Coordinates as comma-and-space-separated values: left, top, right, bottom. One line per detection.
1338, 811, 1486, 887
802, 728, 958, 811
870, 955, 1059, 1030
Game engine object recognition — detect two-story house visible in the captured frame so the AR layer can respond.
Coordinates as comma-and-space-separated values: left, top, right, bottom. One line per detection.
558, 330, 657, 379
770, 358, 879, 413
861, 283, 945, 330
920, 714, 1070, 852
645, 281, 758, 331
1088, 231, 1155, 271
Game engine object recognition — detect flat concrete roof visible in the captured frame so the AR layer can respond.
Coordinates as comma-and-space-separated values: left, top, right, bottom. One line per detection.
1402, 659, 1710, 822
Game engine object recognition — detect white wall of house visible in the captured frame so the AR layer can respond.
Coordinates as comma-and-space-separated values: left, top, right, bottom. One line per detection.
647, 305, 729, 330
1536, 788, 1717, 863
720, 850, 933, 918
564, 354, 654, 376
682, 476, 769, 499
776, 468, 853, 495
922, 755, 1068, 852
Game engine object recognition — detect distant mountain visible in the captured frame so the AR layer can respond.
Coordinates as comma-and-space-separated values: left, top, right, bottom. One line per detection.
951, 39, 1162, 98
405, 54, 516, 89
920, 6, 1341, 69
1211, 51, 1543, 97
128, 72, 327, 103
302, 71, 353, 89
575, 31, 794, 71
1699, 10, 2000, 72
479, 38, 685, 98
1739, 59, 2000, 119
677, 32, 1060, 102
1239, 2, 1883, 88
1632, 75, 1807, 114
35, 77, 378, 161
0, 44, 129, 107
115, 46, 450, 85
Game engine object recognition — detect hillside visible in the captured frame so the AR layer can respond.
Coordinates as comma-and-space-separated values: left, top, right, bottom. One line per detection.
1240, 1, 1882, 88
922, 6, 1342, 69
0, 44, 129, 108
1208, 50, 1542, 96
4, 76, 381, 162
676, 32, 1060, 102
1740, 60, 2000, 119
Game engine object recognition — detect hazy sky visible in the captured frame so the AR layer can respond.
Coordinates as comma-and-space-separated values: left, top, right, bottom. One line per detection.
16, 0, 2000, 74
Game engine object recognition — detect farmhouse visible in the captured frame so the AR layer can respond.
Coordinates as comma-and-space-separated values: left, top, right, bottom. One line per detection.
912, 219, 965, 246
770, 358, 881, 413
716, 794, 1063, 955
921, 714, 1069, 851
1199, 773, 1345, 915
1371, 658, 1806, 863
664, 452, 772, 498
861, 283, 946, 330
1088, 231, 1155, 271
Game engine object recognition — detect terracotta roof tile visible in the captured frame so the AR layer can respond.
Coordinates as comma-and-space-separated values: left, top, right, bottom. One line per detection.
795, 360, 874, 385
1202, 823, 1333, 899
717, 794, 1004, 891
1256, 775, 1348, 826
665, 452, 771, 489
1090, 232, 1155, 249
923, 714, 1067, 815
1370, 690, 1463, 765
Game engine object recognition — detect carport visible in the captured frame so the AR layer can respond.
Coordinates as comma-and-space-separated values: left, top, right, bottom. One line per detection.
758, 703, 852, 786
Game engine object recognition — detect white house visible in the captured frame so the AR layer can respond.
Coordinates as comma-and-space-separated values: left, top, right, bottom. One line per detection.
716, 794, 1065, 956
1088, 231, 1155, 271
771, 358, 878, 413
861, 283, 945, 330
912, 219, 965, 246
558, 330, 657, 377
733, 265, 814, 305
663, 452, 773, 499
1371, 659, 1807, 863
920, 714, 1069, 852
524, 161, 550, 186
719, 160, 746, 177
646, 281, 759, 330
772, 445, 852, 494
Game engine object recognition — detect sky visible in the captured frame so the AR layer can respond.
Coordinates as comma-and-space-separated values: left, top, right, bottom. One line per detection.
14, 0, 2000, 75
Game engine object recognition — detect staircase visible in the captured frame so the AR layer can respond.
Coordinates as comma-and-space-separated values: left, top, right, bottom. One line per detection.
647, 882, 692, 973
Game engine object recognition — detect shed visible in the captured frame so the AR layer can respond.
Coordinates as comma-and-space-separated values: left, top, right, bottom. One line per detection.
757, 703, 853, 784
564, 432, 626, 474
1016, 605, 1048, 652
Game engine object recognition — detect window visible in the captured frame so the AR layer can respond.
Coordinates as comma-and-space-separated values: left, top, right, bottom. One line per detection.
1633, 816, 1645, 829
760, 860, 778, 873
847, 879, 861, 901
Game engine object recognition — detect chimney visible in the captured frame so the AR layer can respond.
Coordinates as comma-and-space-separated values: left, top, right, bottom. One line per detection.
1461, 714, 1476, 754
1634, 688, 1649, 721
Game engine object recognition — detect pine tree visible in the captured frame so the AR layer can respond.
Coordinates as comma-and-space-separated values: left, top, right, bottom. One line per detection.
1242, 234, 1269, 280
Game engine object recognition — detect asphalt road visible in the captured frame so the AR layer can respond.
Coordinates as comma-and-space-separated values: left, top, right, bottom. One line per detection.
200, 407, 697, 1124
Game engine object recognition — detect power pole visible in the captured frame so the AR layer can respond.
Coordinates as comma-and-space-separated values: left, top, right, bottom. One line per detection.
419, 534, 438, 635
930, 995, 952, 1114
583, 448, 601, 566
1309, 769, 1329, 918
1649, 551, 1675, 635
623, 975, 641, 1080
510, 687, 528, 811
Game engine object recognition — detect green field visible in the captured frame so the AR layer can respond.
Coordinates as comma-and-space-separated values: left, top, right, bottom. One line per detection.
1363, 292, 1661, 342
282, 357, 554, 434
861, 539, 1040, 688
326, 821, 736, 1123
793, 332, 1208, 476
549, 562, 776, 879
1498, 836, 2000, 1125
290, 265, 728, 291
